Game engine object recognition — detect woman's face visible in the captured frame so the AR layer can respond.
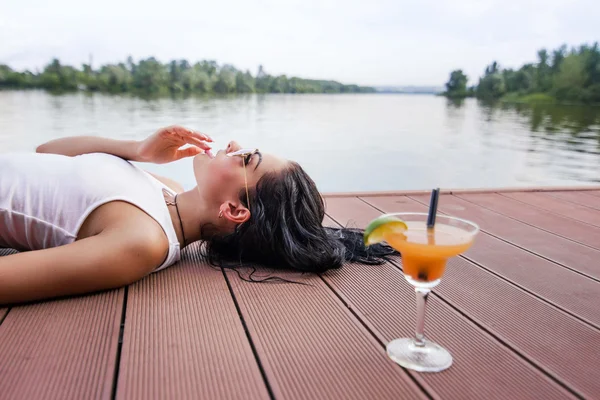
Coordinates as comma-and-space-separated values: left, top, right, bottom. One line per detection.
193, 140, 288, 210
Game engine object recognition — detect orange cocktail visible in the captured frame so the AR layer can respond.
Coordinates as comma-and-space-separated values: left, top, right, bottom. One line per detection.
385, 221, 474, 286
365, 212, 479, 372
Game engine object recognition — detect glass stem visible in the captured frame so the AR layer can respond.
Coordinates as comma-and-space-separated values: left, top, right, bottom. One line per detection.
414, 287, 430, 347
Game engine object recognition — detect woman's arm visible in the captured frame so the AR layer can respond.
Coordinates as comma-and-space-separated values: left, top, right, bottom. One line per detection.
35, 126, 212, 163
0, 227, 167, 305
36, 136, 142, 160
37, 136, 184, 192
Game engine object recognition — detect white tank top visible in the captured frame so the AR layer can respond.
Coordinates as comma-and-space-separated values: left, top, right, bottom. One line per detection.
0, 152, 181, 272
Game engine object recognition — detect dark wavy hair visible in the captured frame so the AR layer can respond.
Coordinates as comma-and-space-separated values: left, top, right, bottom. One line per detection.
202, 161, 397, 281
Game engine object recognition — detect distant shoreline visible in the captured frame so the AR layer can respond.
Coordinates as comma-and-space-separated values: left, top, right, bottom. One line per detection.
0, 57, 375, 95
441, 42, 600, 106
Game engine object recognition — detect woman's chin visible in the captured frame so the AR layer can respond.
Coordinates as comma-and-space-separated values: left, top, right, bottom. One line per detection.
192, 154, 206, 177
193, 152, 210, 165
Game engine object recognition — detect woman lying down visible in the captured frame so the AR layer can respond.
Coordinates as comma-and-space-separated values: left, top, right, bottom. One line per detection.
0, 125, 394, 305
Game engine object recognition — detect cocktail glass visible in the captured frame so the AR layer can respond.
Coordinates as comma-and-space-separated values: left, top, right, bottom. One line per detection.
382, 212, 479, 372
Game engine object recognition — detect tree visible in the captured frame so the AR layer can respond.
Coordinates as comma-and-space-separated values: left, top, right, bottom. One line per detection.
126, 56, 135, 73
269, 75, 289, 93
536, 49, 552, 92
485, 61, 499, 75
187, 64, 212, 92
507, 64, 536, 94
552, 53, 586, 101
476, 62, 506, 99
551, 45, 567, 74
213, 65, 237, 93
255, 65, 271, 93
97, 64, 132, 93
235, 71, 255, 93
444, 70, 468, 98
132, 57, 168, 93
580, 42, 600, 103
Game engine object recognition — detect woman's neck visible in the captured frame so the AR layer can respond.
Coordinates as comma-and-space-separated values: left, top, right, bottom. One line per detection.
167, 187, 218, 248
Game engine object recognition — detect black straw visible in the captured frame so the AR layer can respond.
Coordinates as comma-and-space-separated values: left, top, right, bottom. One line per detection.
427, 188, 440, 228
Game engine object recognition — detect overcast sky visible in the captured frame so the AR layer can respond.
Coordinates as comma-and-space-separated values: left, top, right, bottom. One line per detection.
1, 0, 598, 86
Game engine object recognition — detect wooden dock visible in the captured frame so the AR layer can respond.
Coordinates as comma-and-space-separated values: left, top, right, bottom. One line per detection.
2, 188, 600, 399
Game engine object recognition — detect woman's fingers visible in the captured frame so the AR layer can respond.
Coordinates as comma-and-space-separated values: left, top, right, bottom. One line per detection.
162, 125, 213, 145
176, 146, 204, 160
184, 135, 212, 150
160, 125, 213, 152
170, 125, 213, 142
188, 128, 213, 143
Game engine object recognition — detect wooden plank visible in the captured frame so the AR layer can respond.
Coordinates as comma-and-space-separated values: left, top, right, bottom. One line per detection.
501, 191, 600, 227
548, 191, 600, 210
326, 196, 600, 398
456, 193, 600, 250
408, 193, 600, 280
0, 290, 123, 399
116, 243, 270, 400
225, 269, 427, 400
357, 195, 600, 328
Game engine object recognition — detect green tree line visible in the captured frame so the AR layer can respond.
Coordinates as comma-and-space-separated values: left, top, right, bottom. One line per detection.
0, 57, 375, 95
443, 42, 600, 104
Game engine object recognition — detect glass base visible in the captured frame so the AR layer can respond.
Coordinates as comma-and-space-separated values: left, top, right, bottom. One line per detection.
387, 338, 452, 372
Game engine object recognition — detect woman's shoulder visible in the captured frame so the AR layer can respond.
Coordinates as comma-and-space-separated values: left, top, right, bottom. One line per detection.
83, 200, 170, 263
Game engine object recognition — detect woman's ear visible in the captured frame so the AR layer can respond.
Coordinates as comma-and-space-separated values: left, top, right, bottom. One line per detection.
219, 201, 250, 224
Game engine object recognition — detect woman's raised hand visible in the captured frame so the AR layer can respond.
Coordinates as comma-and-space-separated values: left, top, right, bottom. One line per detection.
136, 125, 213, 164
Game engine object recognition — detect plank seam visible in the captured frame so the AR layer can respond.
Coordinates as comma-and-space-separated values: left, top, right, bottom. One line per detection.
545, 192, 600, 211
496, 192, 600, 229
111, 286, 128, 400
457, 253, 600, 331
221, 268, 275, 400
403, 195, 600, 284
453, 194, 600, 252
0, 307, 10, 326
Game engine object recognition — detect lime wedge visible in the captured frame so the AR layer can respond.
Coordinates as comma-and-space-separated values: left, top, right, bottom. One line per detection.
364, 215, 408, 246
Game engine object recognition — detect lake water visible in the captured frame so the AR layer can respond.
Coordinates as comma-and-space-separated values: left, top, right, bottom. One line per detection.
1, 90, 599, 193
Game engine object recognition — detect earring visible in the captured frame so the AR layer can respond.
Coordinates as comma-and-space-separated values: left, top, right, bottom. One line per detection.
218, 210, 223, 219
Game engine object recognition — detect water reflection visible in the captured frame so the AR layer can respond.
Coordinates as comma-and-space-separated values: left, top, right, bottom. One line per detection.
502, 102, 600, 136
474, 101, 600, 147
1, 91, 599, 192
445, 98, 465, 108
474, 101, 600, 184
441, 99, 600, 187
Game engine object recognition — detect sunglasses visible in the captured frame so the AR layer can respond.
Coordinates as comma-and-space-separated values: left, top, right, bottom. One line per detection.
226, 148, 259, 210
